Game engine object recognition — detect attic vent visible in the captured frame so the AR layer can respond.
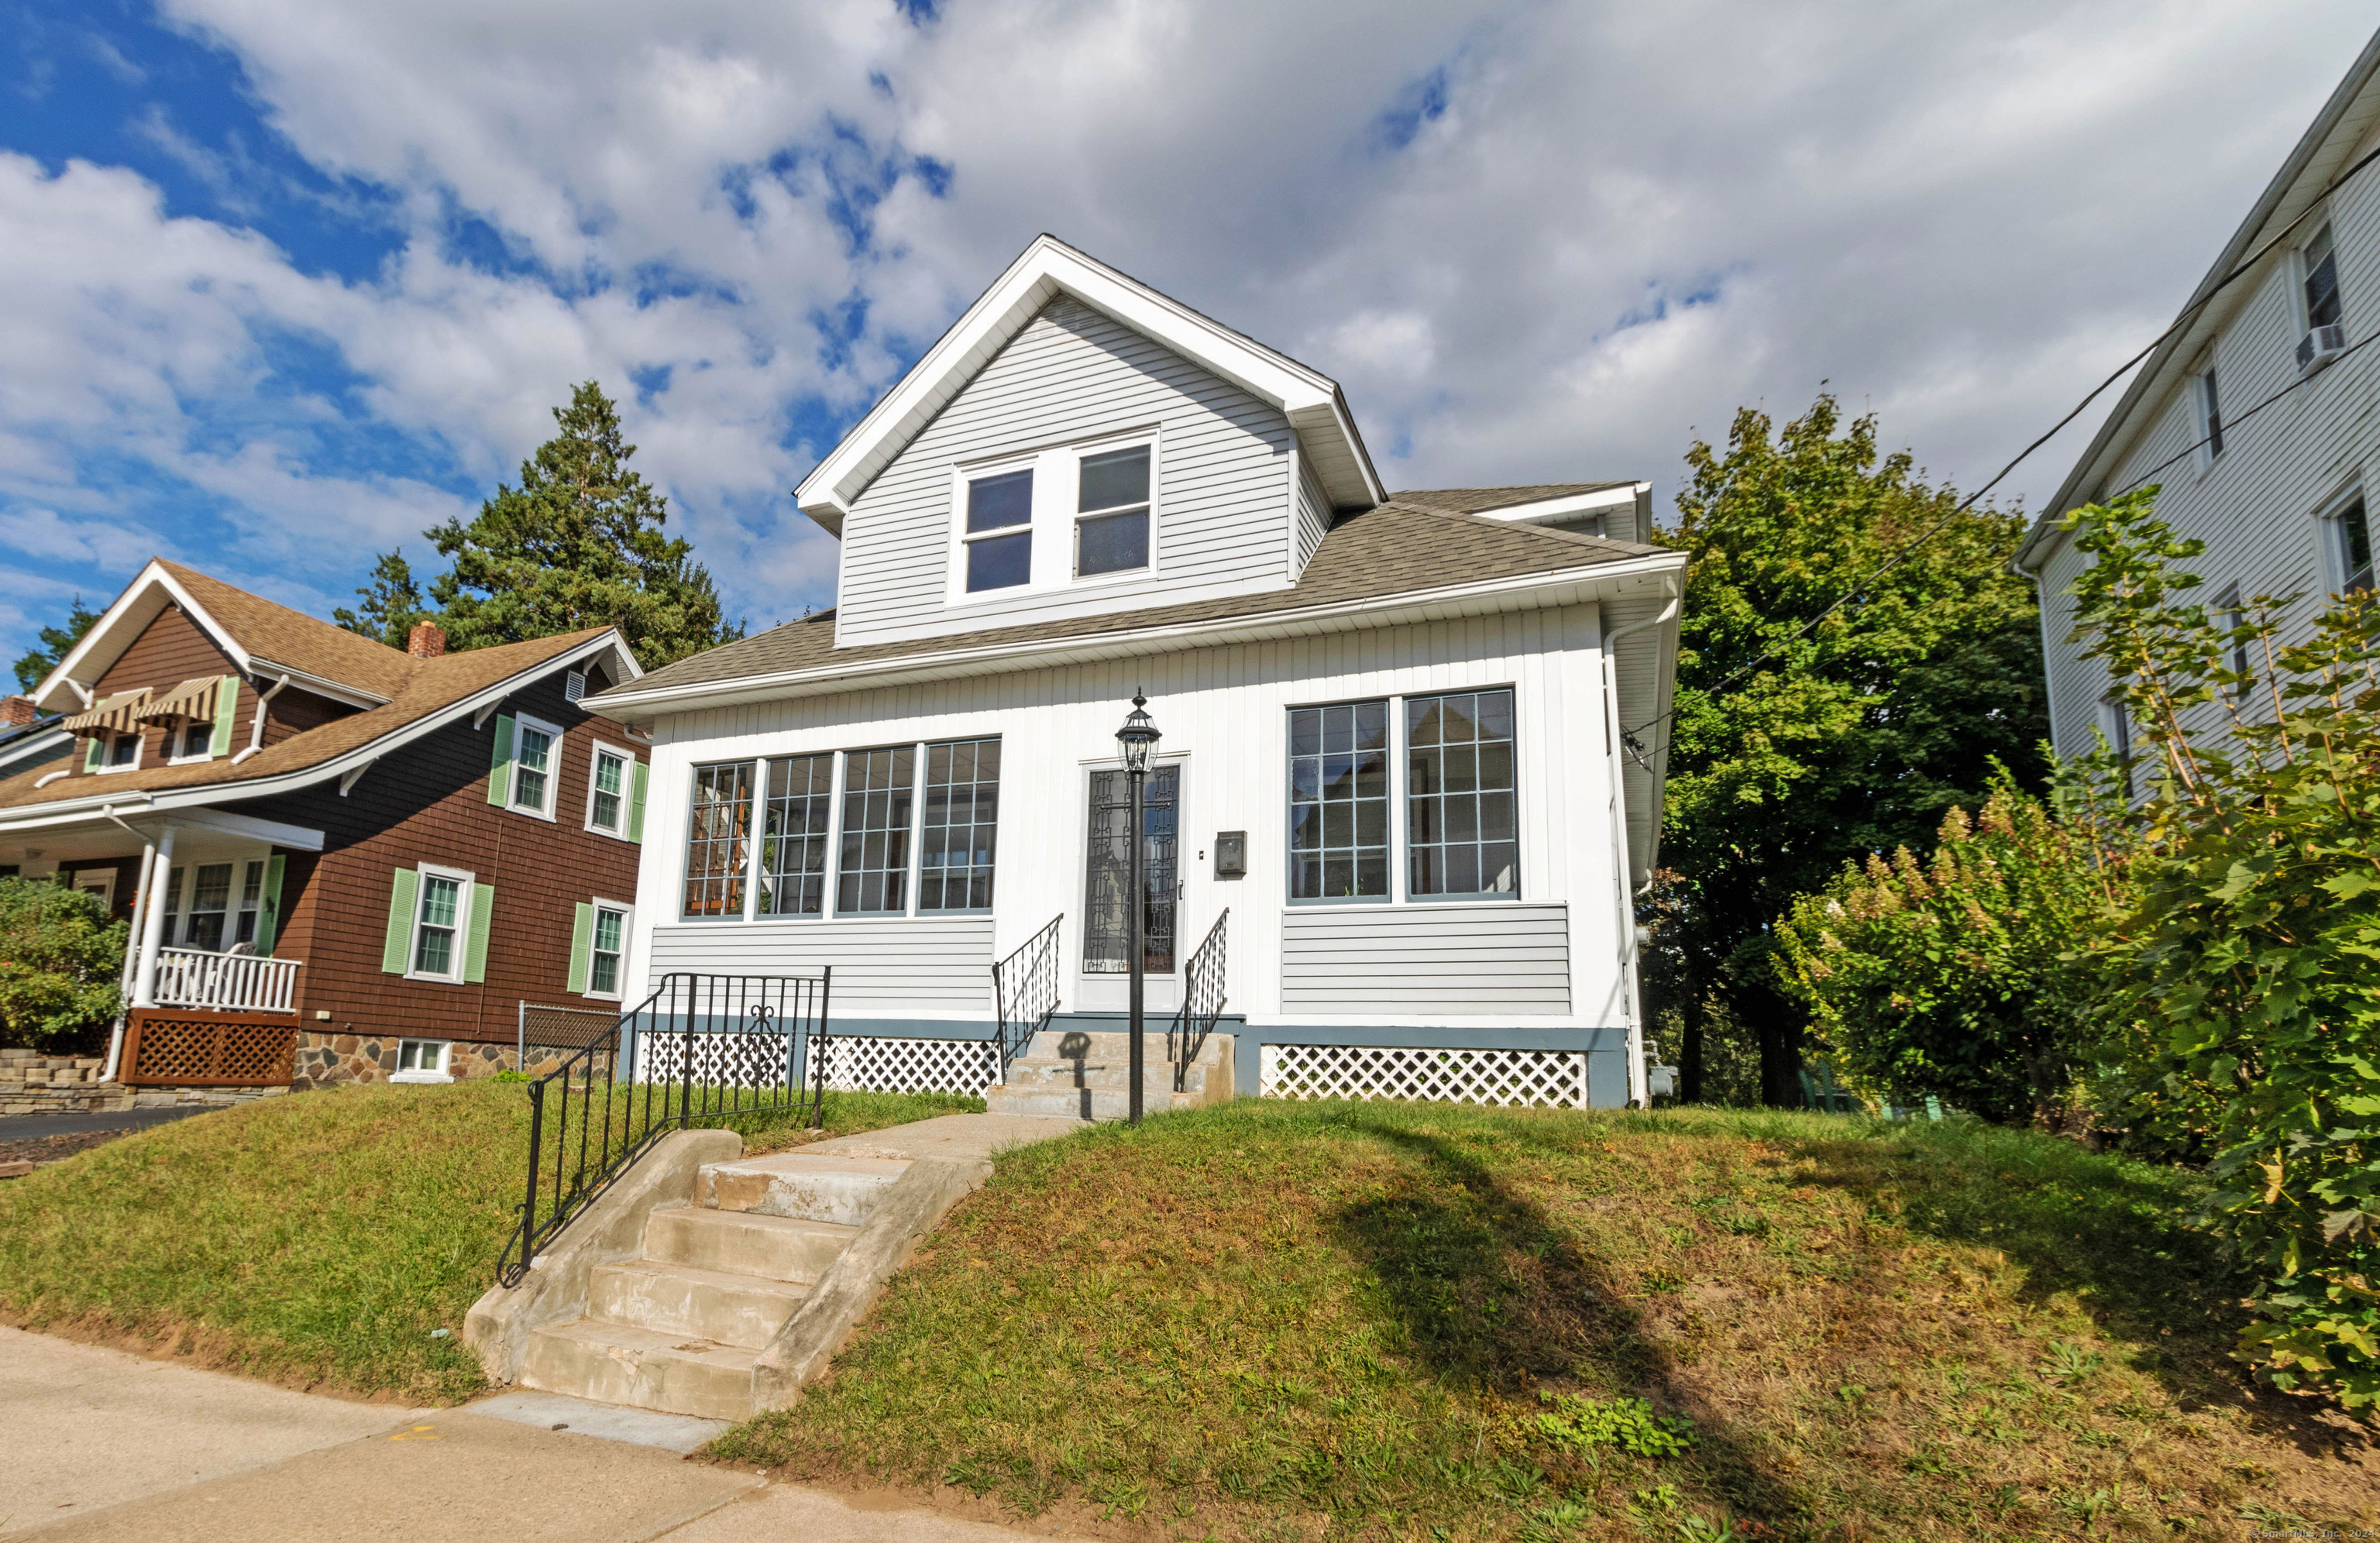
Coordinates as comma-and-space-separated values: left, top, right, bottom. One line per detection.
564, 670, 586, 704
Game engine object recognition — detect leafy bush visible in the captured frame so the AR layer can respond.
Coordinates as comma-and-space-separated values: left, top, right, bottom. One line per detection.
2060, 488, 2380, 1411
1773, 768, 2128, 1124
0, 877, 126, 1052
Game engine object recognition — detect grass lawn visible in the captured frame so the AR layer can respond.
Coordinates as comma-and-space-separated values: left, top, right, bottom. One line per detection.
0, 1081, 976, 1404
711, 1101, 2378, 1542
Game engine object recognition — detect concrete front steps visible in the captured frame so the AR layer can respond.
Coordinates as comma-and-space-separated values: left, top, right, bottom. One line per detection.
983, 1029, 1234, 1120
515, 1151, 904, 1422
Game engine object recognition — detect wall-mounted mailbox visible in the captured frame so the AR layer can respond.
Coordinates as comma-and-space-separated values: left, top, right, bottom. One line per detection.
1214, 830, 1247, 878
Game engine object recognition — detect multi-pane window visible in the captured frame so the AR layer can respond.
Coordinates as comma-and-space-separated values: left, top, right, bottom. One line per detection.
2305, 222, 2343, 329
1288, 700, 1390, 901
682, 761, 756, 919
2337, 497, 2374, 595
414, 874, 462, 978
590, 906, 625, 996
920, 739, 1000, 911
184, 862, 232, 950
757, 754, 833, 917
512, 720, 555, 814
236, 860, 265, 946
1408, 689, 1519, 897
837, 747, 917, 914
964, 468, 1034, 593
590, 746, 628, 833
1075, 445, 1150, 577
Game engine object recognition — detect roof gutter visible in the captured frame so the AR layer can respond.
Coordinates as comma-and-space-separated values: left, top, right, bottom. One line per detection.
590, 551, 1690, 719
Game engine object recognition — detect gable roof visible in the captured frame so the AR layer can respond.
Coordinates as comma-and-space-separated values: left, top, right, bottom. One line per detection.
593, 498, 1681, 715
2019, 27, 2380, 569
794, 235, 1385, 536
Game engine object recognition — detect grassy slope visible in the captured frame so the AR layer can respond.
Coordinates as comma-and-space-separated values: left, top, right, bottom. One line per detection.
0, 1082, 977, 1404
714, 1101, 2377, 1542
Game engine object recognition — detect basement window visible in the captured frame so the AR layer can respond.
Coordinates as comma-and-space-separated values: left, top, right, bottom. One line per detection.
392, 1039, 452, 1084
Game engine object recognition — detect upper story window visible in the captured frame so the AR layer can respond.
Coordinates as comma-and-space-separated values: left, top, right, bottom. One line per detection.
2193, 362, 2224, 464
585, 742, 644, 840
2304, 222, 2343, 329
1075, 446, 1150, 577
170, 720, 212, 764
488, 713, 560, 820
2327, 492, 2373, 595
411, 868, 469, 981
963, 468, 1035, 593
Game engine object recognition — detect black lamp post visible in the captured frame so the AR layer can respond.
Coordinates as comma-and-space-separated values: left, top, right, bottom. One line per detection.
1115, 690, 1162, 1125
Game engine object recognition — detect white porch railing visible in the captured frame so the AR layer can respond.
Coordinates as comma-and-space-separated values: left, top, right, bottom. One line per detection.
152, 947, 302, 1014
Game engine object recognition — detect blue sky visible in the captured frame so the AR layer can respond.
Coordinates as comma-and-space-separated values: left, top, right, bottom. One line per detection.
1, 0, 2372, 675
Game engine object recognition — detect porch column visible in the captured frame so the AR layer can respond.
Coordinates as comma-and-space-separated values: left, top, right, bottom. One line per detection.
131, 823, 177, 1009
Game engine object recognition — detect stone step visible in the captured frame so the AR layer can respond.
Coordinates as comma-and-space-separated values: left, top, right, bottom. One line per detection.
982, 1083, 1208, 1120
999, 1058, 1225, 1098
643, 1205, 857, 1283
696, 1152, 912, 1223
586, 1259, 809, 1349
1023, 1029, 1230, 1064
519, 1318, 757, 1423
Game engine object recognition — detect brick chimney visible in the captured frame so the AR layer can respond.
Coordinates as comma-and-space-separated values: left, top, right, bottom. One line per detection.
0, 695, 36, 729
407, 621, 446, 659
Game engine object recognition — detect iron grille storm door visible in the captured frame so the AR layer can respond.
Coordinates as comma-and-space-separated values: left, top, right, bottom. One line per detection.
1083, 764, 1178, 978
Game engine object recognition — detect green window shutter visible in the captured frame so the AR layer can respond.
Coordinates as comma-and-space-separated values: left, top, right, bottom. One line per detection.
566, 902, 595, 995
83, 737, 101, 773
254, 854, 287, 957
463, 883, 495, 983
380, 868, 420, 974
487, 716, 515, 806
208, 675, 242, 758
627, 762, 648, 843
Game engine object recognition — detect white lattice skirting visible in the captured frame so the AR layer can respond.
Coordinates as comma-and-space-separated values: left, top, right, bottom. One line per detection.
1259, 1043, 1591, 1108
635, 1032, 999, 1097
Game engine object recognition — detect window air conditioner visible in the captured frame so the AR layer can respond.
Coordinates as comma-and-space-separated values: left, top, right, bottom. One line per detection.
2296, 322, 2347, 373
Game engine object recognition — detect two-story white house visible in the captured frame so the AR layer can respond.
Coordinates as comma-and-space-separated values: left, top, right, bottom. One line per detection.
583, 235, 1683, 1110
2021, 30, 2380, 754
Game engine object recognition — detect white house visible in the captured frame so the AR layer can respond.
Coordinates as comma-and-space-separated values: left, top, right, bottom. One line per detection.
584, 235, 1684, 1109
2020, 30, 2380, 754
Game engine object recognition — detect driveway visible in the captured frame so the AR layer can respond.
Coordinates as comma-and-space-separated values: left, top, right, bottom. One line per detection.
0, 1326, 1079, 1541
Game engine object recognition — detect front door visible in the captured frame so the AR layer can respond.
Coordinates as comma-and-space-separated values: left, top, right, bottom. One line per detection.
1081, 764, 1180, 1012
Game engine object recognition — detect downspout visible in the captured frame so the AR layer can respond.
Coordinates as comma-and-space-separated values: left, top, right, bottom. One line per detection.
132, 823, 178, 1010
1602, 588, 1682, 1108
98, 806, 153, 1085
232, 673, 289, 765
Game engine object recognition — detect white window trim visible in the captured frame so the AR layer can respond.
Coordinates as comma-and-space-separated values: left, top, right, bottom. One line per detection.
2293, 215, 2338, 335
95, 730, 144, 774
405, 862, 476, 985
2318, 480, 2371, 594
391, 1038, 453, 1084
166, 719, 215, 766
583, 898, 632, 1002
2192, 362, 2223, 472
583, 740, 639, 840
507, 713, 563, 822
943, 430, 1163, 607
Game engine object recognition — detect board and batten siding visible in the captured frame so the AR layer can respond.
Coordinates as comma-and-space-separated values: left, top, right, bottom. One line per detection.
836, 296, 1297, 648
645, 918, 996, 1018
2034, 109, 2380, 759
1281, 905, 1571, 1013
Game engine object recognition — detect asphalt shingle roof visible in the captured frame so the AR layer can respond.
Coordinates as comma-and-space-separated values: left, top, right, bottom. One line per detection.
1390, 483, 1639, 514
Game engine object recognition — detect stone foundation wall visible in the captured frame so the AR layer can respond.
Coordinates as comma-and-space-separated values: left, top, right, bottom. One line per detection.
291, 1034, 580, 1090
2, 1047, 291, 1115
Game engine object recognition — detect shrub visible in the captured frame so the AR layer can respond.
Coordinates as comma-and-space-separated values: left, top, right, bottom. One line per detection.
1773, 768, 2128, 1125
0, 877, 127, 1052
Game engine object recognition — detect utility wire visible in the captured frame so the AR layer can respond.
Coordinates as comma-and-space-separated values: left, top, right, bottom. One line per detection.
2112, 328, 2380, 497
1621, 138, 2380, 758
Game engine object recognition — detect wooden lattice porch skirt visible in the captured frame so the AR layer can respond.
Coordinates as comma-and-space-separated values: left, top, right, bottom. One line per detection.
122, 1009, 298, 1088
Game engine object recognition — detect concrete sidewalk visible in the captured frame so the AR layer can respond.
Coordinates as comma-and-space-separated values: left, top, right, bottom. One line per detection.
2, 1324, 1085, 1541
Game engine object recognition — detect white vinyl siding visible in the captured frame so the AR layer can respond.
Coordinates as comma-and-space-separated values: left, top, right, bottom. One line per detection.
648, 917, 997, 1015
1280, 904, 1572, 1013
1293, 453, 1331, 576
837, 296, 1298, 646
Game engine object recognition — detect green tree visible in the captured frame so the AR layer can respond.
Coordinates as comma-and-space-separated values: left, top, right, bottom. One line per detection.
1650, 394, 2049, 1105
425, 382, 742, 668
332, 549, 431, 650
12, 595, 101, 693
0, 878, 127, 1052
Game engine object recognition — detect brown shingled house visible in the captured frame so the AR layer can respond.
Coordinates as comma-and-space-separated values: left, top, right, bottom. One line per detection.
1, 559, 648, 1091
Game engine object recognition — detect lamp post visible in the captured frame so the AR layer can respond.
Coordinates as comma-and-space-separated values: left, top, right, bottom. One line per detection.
1114, 690, 1162, 1125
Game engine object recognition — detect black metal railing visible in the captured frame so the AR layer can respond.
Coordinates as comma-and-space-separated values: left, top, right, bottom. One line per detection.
1168, 909, 1228, 1091
495, 969, 831, 1287
990, 914, 1062, 1078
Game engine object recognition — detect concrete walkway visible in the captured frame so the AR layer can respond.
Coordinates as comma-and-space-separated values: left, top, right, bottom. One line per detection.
794, 1111, 1088, 1164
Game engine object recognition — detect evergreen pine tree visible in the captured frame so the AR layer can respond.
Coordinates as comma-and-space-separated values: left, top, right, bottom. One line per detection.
12, 596, 101, 693
332, 549, 430, 650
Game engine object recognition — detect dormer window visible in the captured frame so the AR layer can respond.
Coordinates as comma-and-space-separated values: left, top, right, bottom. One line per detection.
1075, 445, 1150, 577
963, 468, 1034, 593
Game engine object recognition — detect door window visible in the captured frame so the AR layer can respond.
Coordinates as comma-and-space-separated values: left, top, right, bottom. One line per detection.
1083, 765, 1178, 974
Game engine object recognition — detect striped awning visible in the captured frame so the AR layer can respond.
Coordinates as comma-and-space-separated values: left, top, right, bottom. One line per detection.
134, 675, 224, 723
59, 688, 151, 735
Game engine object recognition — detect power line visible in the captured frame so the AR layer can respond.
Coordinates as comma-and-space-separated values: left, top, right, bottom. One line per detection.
1622, 137, 2380, 757
2112, 329, 2380, 497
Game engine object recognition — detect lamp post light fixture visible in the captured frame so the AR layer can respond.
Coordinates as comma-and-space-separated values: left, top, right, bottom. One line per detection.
1114, 690, 1162, 1125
